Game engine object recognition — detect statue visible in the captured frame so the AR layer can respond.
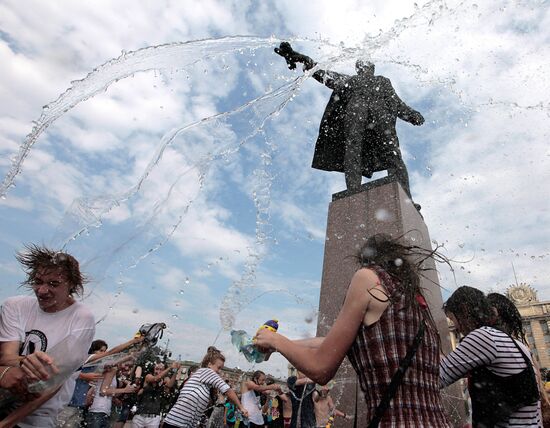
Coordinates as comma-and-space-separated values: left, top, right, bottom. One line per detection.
275, 42, 424, 210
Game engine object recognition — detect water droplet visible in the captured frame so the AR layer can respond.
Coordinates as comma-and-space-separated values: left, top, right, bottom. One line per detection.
185, 277, 190, 284
375, 208, 391, 221
179, 289, 184, 295
172, 314, 179, 319
394, 258, 403, 267
132, 308, 139, 314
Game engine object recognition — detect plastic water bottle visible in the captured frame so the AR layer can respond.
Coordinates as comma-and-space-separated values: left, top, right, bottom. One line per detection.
230, 330, 268, 363
27, 335, 89, 393
231, 319, 279, 363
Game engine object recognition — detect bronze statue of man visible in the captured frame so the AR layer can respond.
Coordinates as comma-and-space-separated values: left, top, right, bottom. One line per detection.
275, 42, 424, 209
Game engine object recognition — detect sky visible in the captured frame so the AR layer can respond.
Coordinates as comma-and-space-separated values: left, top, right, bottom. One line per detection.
0, 0, 549, 379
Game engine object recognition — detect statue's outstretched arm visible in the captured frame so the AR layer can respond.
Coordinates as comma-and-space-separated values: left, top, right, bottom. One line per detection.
274, 42, 316, 71
312, 70, 350, 90
384, 79, 424, 126
274, 42, 349, 90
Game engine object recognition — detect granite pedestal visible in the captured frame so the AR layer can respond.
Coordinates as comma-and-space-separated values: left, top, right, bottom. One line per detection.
315, 177, 467, 426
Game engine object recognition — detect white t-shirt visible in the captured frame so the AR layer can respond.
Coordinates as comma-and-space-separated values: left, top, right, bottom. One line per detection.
0, 295, 95, 428
88, 375, 117, 415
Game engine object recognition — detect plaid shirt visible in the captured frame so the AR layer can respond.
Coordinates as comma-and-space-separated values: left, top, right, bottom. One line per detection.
347, 267, 451, 427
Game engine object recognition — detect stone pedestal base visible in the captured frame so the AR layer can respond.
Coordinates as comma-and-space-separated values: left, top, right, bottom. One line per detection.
316, 177, 467, 426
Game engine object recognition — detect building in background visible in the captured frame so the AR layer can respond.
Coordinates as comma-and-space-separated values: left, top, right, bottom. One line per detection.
507, 283, 550, 370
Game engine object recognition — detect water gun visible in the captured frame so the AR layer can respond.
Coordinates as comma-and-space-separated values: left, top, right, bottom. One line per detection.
231, 319, 279, 363
257, 319, 279, 333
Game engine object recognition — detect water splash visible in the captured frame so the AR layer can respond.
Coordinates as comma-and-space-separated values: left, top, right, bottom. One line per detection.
1, 2, 548, 397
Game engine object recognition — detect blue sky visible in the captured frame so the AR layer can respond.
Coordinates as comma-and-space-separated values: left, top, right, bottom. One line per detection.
0, 0, 549, 378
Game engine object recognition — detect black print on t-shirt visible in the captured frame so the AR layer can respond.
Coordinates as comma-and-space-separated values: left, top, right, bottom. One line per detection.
20, 329, 47, 355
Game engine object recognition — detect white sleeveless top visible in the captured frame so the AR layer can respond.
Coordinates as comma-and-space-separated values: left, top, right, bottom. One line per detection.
241, 390, 263, 425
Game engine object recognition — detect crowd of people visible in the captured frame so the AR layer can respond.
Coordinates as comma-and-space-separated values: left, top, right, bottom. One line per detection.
0, 237, 548, 427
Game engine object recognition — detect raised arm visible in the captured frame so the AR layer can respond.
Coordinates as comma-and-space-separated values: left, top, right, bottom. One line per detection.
312, 70, 350, 90
99, 368, 137, 397
144, 362, 179, 385
273, 42, 349, 91
255, 268, 377, 384
244, 379, 281, 394
292, 337, 325, 349
86, 336, 144, 364
164, 364, 184, 389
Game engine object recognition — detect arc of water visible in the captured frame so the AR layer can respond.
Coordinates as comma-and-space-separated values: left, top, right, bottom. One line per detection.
0, 35, 304, 199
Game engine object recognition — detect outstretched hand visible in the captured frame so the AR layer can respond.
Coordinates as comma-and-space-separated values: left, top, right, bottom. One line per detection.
409, 111, 425, 126
274, 42, 316, 71
274, 42, 298, 70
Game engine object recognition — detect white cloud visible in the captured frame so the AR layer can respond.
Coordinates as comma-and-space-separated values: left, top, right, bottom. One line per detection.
1, 0, 549, 380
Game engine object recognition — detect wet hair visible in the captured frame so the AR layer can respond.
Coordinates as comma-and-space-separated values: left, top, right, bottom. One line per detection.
88, 339, 108, 354
487, 293, 527, 343
200, 346, 225, 368
443, 286, 494, 331
358, 234, 437, 306
357, 233, 454, 334
252, 370, 265, 384
356, 59, 375, 74
16, 244, 87, 296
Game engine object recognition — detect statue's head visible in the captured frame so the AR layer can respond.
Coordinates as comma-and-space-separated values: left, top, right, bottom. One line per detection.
356, 59, 375, 75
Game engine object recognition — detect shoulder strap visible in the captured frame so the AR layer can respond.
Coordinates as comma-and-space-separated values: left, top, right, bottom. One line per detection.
366, 321, 426, 428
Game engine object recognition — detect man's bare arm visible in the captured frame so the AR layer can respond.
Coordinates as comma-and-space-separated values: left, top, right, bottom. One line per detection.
0, 342, 23, 366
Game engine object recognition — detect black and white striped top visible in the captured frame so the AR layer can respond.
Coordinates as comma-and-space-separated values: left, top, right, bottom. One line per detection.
440, 326, 542, 427
164, 368, 230, 428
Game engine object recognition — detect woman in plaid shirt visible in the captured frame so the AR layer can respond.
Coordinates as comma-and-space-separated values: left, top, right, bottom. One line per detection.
255, 234, 451, 426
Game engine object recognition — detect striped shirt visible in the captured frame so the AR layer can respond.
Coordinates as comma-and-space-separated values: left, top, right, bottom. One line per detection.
440, 326, 542, 427
164, 368, 230, 428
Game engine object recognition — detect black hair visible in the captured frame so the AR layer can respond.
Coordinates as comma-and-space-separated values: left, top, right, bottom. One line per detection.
356, 233, 450, 333
252, 370, 265, 384
88, 339, 108, 354
487, 293, 527, 343
443, 286, 494, 332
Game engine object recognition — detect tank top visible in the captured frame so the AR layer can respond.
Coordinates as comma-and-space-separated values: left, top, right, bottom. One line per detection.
136, 380, 164, 415
346, 266, 451, 427
241, 390, 263, 425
